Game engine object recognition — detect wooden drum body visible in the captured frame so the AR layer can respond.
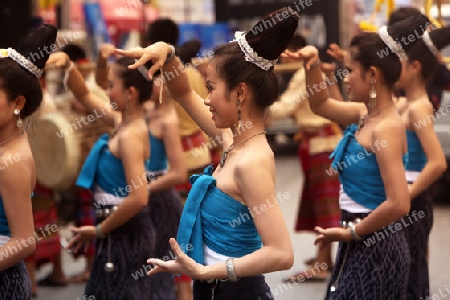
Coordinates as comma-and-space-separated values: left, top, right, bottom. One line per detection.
30, 109, 113, 191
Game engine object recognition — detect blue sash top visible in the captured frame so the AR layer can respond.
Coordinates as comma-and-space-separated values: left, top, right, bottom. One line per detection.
76, 134, 128, 196
330, 124, 408, 210
405, 129, 427, 172
176, 165, 262, 265
145, 133, 168, 172
0, 196, 9, 236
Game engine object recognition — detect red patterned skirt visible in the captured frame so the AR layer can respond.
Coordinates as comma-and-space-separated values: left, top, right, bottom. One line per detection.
295, 129, 341, 232
72, 188, 96, 257
25, 182, 60, 267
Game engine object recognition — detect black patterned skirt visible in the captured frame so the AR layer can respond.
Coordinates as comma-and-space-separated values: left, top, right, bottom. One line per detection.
0, 261, 32, 300
193, 275, 272, 300
325, 210, 410, 300
146, 188, 182, 299
404, 189, 433, 299
85, 188, 181, 300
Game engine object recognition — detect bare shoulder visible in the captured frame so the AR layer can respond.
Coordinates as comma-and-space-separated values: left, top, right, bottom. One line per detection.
118, 122, 148, 149
372, 114, 406, 151
0, 147, 34, 185
235, 142, 275, 179
408, 99, 434, 121
373, 115, 405, 137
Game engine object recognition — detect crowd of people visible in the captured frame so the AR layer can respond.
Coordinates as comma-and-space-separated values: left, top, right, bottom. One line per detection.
0, 4, 449, 300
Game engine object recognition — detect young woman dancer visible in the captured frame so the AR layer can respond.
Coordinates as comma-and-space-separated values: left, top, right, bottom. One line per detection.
143, 82, 187, 299
94, 44, 187, 299
117, 6, 299, 299
0, 24, 57, 299
46, 52, 160, 298
269, 37, 343, 282
284, 14, 430, 299
388, 7, 450, 110
396, 25, 450, 298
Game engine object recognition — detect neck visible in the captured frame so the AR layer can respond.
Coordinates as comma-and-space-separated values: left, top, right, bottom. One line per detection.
403, 81, 428, 102
0, 121, 22, 146
121, 104, 145, 124
230, 117, 266, 145
366, 87, 394, 115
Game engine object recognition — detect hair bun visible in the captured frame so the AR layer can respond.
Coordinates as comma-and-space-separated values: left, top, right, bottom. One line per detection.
245, 7, 300, 61
386, 14, 430, 53
17, 24, 57, 70
429, 26, 450, 51
177, 40, 202, 64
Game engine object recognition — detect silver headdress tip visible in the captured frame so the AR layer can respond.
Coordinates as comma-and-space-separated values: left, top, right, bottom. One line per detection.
0, 48, 43, 78
378, 26, 408, 61
134, 59, 151, 82
422, 31, 439, 57
233, 31, 278, 71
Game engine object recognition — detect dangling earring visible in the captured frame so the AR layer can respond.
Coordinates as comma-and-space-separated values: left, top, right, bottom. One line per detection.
14, 109, 24, 130
125, 96, 130, 123
236, 100, 242, 132
369, 79, 377, 110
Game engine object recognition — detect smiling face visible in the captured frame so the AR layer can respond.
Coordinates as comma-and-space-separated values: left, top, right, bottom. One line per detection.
205, 61, 240, 128
343, 49, 372, 103
0, 87, 16, 129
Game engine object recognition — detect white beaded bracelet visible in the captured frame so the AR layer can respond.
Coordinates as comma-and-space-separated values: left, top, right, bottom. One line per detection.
164, 45, 176, 65
63, 61, 75, 91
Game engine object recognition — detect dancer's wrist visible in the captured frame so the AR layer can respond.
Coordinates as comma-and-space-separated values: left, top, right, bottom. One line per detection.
350, 224, 363, 241
95, 223, 106, 238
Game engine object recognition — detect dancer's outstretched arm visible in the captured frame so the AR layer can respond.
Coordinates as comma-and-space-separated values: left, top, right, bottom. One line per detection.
116, 43, 232, 149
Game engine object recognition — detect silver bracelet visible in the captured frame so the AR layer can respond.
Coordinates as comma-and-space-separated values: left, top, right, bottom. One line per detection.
63, 61, 75, 91
350, 223, 362, 241
164, 45, 176, 65
225, 258, 238, 282
95, 224, 106, 238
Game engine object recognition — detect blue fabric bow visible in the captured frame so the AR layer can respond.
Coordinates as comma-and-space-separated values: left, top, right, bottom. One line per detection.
176, 166, 217, 264
76, 133, 110, 190
329, 124, 358, 171
176, 165, 262, 265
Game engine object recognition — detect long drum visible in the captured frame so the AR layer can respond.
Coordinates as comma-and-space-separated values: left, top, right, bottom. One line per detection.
29, 110, 113, 190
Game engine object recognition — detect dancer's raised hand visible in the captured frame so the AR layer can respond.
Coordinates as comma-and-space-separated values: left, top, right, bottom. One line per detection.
116, 42, 172, 80
326, 43, 345, 62
281, 45, 320, 70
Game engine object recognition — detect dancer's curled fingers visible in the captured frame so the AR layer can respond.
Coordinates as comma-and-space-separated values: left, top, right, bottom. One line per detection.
281, 46, 319, 69
146, 238, 206, 279
115, 42, 170, 78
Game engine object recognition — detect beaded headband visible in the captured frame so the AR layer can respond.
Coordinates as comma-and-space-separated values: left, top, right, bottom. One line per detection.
422, 31, 439, 57
378, 26, 408, 61
233, 31, 278, 71
0, 48, 43, 78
